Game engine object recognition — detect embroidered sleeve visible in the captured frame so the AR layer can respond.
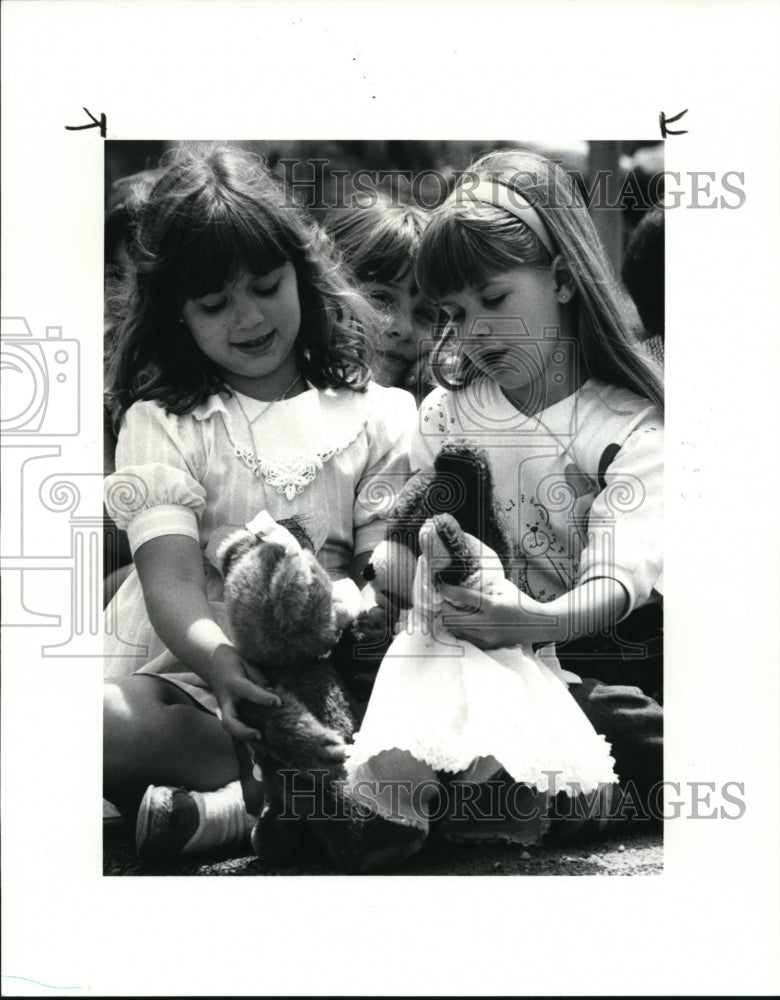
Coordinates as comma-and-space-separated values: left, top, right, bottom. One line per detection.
353, 387, 417, 556
103, 401, 207, 555
577, 410, 663, 614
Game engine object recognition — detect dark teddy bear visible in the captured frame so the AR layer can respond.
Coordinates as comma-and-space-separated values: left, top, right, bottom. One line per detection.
358, 442, 625, 845
324, 443, 515, 708
218, 520, 425, 873
328, 443, 513, 696
363, 441, 512, 618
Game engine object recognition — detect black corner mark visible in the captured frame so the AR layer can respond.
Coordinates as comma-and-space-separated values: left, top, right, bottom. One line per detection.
659, 108, 688, 138
65, 107, 106, 138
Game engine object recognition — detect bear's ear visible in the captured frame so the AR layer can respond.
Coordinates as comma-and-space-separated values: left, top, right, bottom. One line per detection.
217, 529, 258, 579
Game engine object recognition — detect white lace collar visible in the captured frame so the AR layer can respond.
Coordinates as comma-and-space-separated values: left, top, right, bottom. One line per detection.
194, 387, 372, 501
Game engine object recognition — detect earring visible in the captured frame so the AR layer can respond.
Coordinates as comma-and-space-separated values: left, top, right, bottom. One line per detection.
178, 315, 185, 325
559, 290, 571, 303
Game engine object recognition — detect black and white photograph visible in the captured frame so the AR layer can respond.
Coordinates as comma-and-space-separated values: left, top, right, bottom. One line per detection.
2, 2, 779, 996
100, 138, 666, 878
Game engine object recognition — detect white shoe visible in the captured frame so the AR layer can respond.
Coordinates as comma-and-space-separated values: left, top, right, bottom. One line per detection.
135, 781, 253, 861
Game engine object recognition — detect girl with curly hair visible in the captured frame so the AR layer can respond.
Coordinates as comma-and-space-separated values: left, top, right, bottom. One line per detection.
103, 144, 416, 859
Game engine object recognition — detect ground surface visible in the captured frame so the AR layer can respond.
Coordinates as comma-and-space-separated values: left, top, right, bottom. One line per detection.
104, 821, 662, 877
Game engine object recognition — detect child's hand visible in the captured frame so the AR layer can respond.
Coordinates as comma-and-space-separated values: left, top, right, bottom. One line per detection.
438, 578, 563, 650
209, 643, 281, 742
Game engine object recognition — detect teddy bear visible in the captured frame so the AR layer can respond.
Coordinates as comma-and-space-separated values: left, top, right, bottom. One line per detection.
217, 516, 426, 873
363, 441, 512, 613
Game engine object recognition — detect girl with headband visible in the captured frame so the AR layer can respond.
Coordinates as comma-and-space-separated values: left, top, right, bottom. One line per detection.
345, 149, 664, 846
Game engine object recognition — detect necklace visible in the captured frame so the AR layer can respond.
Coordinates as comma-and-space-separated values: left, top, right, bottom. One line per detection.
233, 372, 305, 427
274, 372, 303, 401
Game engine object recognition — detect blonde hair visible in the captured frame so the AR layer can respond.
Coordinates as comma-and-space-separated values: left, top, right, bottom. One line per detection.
417, 149, 663, 412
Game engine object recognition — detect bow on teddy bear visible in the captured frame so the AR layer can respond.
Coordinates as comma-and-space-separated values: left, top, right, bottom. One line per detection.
217, 442, 617, 870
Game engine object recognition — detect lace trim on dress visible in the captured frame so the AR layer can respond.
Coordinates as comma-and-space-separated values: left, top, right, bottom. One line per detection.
345, 734, 617, 796
231, 424, 368, 500
212, 386, 375, 501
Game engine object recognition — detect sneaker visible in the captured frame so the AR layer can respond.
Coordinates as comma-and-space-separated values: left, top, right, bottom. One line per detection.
135, 786, 200, 860
135, 781, 253, 861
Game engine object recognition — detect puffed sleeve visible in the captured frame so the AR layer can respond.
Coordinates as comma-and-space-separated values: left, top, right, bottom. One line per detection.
577, 410, 663, 615
353, 386, 417, 556
103, 401, 208, 555
410, 386, 450, 472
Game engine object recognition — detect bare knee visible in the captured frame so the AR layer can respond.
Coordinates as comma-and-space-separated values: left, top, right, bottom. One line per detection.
104, 675, 201, 754
105, 676, 164, 739
103, 676, 237, 810
104, 677, 158, 781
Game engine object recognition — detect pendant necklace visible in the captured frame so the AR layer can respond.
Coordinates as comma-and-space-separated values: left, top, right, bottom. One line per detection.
274, 371, 303, 401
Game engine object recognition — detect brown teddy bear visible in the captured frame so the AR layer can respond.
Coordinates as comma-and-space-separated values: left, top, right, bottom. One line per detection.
217, 517, 425, 873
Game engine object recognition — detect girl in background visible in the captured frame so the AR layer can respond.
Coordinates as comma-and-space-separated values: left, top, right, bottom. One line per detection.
325, 191, 438, 403
103, 144, 416, 860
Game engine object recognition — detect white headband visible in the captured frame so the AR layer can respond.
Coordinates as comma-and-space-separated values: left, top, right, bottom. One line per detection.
449, 177, 557, 257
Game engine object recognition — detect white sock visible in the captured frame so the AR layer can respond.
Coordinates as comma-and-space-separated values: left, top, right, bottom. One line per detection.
180, 781, 255, 857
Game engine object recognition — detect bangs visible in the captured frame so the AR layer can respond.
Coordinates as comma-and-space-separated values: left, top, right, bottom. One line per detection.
354, 219, 423, 285
416, 207, 523, 302
168, 202, 292, 301
330, 216, 421, 287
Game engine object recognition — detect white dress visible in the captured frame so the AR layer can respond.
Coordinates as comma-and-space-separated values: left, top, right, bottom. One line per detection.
103, 382, 417, 713
344, 523, 618, 837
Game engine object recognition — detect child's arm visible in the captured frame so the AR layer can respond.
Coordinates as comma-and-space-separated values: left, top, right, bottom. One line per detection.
134, 534, 281, 739
437, 575, 628, 650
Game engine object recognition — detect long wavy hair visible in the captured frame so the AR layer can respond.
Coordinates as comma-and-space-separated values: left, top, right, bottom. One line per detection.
106, 144, 380, 426
416, 149, 664, 412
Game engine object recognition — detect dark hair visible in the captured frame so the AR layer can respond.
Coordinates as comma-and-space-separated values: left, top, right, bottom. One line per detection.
324, 191, 429, 285
621, 207, 664, 342
105, 168, 161, 281
106, 144, 379, 425
417, 149, 664, 413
